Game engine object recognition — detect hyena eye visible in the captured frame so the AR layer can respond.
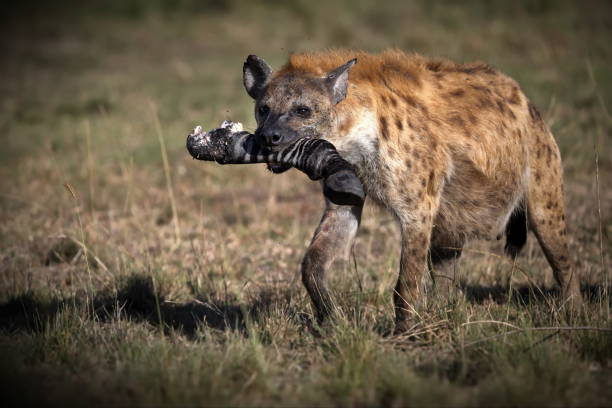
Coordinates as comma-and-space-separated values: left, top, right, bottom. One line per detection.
293, 105, 312, 118
258, 105, 270, 116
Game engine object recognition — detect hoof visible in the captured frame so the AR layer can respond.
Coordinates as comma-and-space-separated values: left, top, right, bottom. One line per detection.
323, 169, 365, 206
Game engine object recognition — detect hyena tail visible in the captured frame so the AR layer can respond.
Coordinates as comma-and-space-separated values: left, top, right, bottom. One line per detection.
504, 202, 527, 259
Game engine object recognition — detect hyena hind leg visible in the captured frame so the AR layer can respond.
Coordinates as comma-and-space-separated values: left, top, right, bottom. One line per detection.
428, 233, 465, 301
526, 156, 582, 306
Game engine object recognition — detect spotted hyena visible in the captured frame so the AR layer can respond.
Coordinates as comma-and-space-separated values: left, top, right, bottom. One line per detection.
243, 49, 582, 332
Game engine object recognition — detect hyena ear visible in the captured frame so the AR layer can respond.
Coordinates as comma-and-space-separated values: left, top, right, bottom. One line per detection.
243, 55, 272, 99
325, 58, 357, 104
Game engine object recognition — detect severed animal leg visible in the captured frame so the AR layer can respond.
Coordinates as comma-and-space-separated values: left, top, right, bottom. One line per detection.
186, 121, 365, 206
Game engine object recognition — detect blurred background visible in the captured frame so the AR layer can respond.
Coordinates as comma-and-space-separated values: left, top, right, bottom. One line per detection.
1, 0, 609, 291
0, 1, 610, 406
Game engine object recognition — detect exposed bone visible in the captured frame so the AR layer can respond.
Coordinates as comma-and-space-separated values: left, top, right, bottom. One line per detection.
186, 121, 365, 206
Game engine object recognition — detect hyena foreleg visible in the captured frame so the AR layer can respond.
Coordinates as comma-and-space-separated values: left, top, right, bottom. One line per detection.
302, 197, 363, 323
394, 221, 433, 332
392, 196, 440, 333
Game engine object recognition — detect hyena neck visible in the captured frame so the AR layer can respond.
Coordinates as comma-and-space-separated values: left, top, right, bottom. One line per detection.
329, 109, 379, 169
326, 108, 383, 200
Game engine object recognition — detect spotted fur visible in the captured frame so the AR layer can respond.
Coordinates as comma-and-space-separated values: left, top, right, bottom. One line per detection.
243, 49, 582, 331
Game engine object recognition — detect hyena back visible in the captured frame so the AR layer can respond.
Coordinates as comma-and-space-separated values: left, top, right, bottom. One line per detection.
243, 49, 582, 331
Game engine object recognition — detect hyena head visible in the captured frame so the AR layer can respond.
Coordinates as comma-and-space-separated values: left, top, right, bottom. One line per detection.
243, 55, 356, 151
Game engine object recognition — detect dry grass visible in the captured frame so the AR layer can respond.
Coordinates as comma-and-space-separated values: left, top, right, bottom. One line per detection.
0, 1, 611, 406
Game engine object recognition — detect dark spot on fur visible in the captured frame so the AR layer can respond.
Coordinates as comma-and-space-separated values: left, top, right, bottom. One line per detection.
478, 97, 494, 110
420, 104, 430, 117
401, 94, 418, 108
404, 71, 421, 87
449, 115, 465, 128
427, 60, 496, 75
459, 64, 496, 75
405, 159, 412, 169
528, 101, 542, 122
390, 96, 398, 107
450, 88, 465, 97
384, 61, 421, 86
395, 117, 403, 130
379, 116, 389, 140
426, 61, 443, 72
427, 171, 436, 196
467, 112, 478, 125
508, 87, 521, 105
545, 145, 553, 164
497, 100, 506, 113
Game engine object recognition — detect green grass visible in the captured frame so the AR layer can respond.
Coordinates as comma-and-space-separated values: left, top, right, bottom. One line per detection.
1, 1, 611, 406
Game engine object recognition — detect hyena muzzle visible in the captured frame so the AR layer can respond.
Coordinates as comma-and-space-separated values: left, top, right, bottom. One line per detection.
242, 50, 582, 332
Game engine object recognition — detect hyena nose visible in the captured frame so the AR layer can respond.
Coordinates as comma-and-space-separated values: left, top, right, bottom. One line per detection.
265, 132, 283, 146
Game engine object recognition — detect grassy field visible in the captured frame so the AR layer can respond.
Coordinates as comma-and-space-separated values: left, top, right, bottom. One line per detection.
0, 0, 611, 406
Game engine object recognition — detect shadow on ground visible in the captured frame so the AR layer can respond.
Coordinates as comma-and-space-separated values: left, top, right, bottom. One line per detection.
0, 274, 301, 337
0, 274, 608, 337
461, 282, 608, 305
